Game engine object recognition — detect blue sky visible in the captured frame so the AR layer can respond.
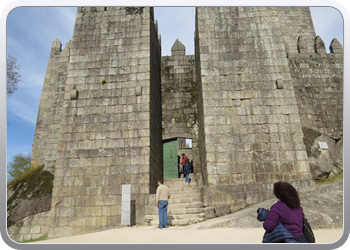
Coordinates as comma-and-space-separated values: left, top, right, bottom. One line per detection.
5, 6, 345, 169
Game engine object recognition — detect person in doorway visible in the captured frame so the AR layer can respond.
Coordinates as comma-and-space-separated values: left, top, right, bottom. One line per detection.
178, 155, 181, 178
179, 153, 189, 178
257, 181, 307, 243
183, 158, 191, 186
156, 179, 171, 229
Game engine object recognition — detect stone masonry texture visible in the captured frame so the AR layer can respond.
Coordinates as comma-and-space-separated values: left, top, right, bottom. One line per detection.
195, 7, 319, 206
9, 7, 342, 241
31, 39, 71, 173
47, 7, 162, 238
161, 39, 199, 173
288, 37, 343, 140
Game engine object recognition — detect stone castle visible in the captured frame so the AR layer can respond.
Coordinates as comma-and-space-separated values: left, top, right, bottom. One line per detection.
7, 7, 343, 241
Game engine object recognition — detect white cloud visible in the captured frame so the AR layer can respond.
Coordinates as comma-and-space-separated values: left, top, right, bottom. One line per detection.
7, 7, 76, 126
56, 7, 77, 30
7, 96, 38, 125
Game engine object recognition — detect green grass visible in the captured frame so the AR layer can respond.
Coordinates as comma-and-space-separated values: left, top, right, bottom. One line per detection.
315, 172, 343, 187
23, 235, 48, 243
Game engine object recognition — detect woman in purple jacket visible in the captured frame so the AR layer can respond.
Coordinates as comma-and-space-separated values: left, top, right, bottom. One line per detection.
263, 181, 307, 243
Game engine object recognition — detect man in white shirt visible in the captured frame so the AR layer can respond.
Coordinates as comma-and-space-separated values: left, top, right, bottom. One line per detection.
156, 180, 171, 229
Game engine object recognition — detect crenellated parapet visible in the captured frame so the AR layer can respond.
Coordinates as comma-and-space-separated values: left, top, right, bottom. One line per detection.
295, 35, 343, 55
330, 37, 343, 53
9, 6, 343, 243
288, 36, 343, 140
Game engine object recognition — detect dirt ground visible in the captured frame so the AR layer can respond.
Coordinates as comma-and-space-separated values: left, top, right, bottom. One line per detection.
34, 226, 343, 244
30, 182, 345, 245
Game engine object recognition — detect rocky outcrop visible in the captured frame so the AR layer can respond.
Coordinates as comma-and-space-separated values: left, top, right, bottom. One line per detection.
7, 165, 53, 228
187, 182, 343, 230
299, 182, 343, 229
307, 135, 343, 179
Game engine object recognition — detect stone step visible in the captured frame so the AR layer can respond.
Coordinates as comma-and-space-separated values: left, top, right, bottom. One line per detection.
169, 193, 200, 199
168, 202, 202, 210
168, 186, 200, 193
165, 179, 197, 185
164, 175, 194, 181
168, 207, 203, 215
148, 204, 203, 214
171, 195, 201, 200
149, 217, 205, 226
169, 185, 200, 191
169, 191, 201, 198
145, 213, 205, 221
147, 204, 204, 216
147, 199, 202, 215
169, 197, 202, 204
168, 186, 198, 190
146, 176, 203, 225
164, 179, 197, 187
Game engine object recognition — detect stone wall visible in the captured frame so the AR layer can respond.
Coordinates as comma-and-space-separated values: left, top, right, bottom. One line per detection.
48, 7, 161, 239
195, 13, 208, 183
8, 211, 52, 242
9, 6, 343, 242
288, 36, 343, 180
288, 37, 343, 140
31, 39, 71, 173
276, 7, 316, 54
149, 8, 163, 194
161, 39, 199, 173
195, 7, 315, 207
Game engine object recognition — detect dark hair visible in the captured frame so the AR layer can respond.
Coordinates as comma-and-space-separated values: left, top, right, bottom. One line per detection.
185, 158, 189, 162
273, 181, 301, 209
158, 179, 163, 184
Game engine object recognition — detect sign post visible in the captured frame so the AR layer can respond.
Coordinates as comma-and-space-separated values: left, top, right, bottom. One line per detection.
319, 142, 329, 149
121, 184, 131, 226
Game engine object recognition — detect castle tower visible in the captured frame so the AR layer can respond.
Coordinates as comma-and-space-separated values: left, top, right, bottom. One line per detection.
275, 7, 316, 53
31, 39, 71, 173
195, 7, 316, 206
9, 7, 343, 242
161, 39, 198, 176
46, 7, 162, 238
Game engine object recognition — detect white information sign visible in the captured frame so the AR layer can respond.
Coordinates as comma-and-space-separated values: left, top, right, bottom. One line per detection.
318, 142, 328, 149
121, 184, 131, 226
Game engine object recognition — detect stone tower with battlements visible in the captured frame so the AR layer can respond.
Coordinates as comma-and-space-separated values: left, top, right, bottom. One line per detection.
32, 7, 163, 238
8, 7, 342, 241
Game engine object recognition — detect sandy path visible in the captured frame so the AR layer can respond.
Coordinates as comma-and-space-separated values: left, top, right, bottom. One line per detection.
34, 227, 344, 244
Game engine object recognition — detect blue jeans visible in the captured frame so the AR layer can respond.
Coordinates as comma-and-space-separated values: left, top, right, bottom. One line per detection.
185, 174, 190, 183
294, 235, 308, 243
158, 200, 168, 228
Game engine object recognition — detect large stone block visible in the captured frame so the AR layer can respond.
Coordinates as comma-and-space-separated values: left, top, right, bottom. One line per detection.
214, 204, 231, 216
202, 206, 215, 219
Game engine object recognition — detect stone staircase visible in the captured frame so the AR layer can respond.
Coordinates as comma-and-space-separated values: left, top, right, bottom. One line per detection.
145, 175, 205, 226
